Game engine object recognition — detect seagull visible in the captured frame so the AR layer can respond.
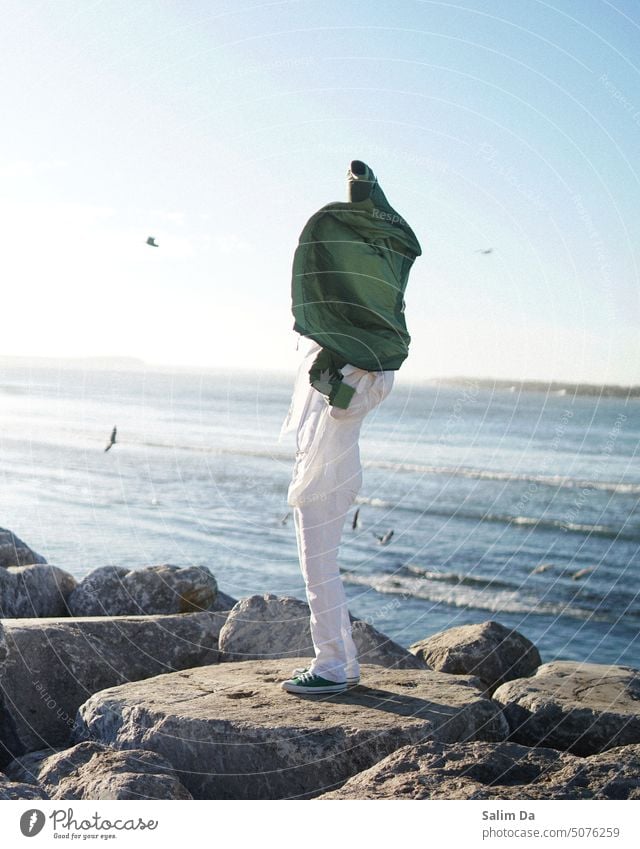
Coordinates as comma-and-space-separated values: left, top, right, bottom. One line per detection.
146, 236, 159, 247
352, 508, 361, 530
374, 530, 394, 545
104, 426, 117, 452
475, 248, 493, 255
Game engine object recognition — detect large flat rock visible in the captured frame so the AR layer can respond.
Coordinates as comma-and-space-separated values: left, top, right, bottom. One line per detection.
74, 658, 508, 799
318, 740, 640, 800
219, 594, 426, 669
0, 612, 224, 764
492, 661, 640, 755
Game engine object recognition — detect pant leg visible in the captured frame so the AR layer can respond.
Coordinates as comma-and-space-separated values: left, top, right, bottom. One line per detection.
289, 368, 394, 681
293, 488, 358, 682
342, 602, 359, 680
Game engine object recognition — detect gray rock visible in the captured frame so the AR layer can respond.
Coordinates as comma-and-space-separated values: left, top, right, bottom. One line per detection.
67, 563, 218, 616
492, 661, 640, 755
219, 594, 426, 670
410, 620, 541, 692
318, 740, 640, 800
0, 620, 6, 666
209, 589, 238, 612
0, 564, 77, 617
0, 527, 46, 569
16, 741, 192, 800
0, 611, 224, 764
64, 566, 130, 615
0, 771, 48, 800
4, 748, 58, 786
74, 658, 508, 799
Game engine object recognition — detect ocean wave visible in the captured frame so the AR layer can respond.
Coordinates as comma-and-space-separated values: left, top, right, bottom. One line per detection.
27, 432, 636, 496
354, 496, 640, 542
132, 442, 640, 495
355, 496, 394, 509
341, 570, 636, 624
404, 564, 516, 592
138, 440, 293, 463
363, 460, 640, 495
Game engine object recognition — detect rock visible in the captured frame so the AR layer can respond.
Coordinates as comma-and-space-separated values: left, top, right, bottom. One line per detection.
209, 589, 238, 612
66, 563, 218, 616
410, 621, 541, 692
492, 661, 640, 755
74, 658, 508, 799
8, 741, 192, 800
0, 772, 48, 800
318, 740, 640, 800
64, 566, 129, 615
3, 748, 58, 786
0, 621, 6, 667
0, 564, 76, 617
0, 527, 46, 569
0, 611, 224, 765
219, 594, 426, 669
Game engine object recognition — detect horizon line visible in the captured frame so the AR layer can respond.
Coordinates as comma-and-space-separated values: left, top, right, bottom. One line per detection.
0, 353, 638, 392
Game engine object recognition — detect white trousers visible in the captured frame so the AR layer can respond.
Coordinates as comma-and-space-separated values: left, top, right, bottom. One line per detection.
283, 341, 395, 683
293, 489, 359, 683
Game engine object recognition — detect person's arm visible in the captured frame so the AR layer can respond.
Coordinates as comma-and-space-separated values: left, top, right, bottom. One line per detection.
328, 369, 394, 420
308, 347, 355, 409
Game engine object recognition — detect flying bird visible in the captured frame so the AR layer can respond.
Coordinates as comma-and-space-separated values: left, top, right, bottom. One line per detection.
280, 512, 291, 526
146, 236, 159, 247
374, 530, 394, 545
352, 507, 361, 530
475, 248, 493, 255
104, 426, 117, 452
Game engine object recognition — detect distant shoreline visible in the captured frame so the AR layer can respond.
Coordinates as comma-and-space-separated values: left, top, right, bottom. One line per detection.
1, 355, 638, 398
429, 376, 640, 399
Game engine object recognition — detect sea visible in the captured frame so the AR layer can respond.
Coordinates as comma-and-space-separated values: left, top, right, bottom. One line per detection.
1, 363, 638, 668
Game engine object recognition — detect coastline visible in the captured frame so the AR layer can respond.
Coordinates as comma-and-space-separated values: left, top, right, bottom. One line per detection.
428, 376, 640, 399
2, 356, 639, 398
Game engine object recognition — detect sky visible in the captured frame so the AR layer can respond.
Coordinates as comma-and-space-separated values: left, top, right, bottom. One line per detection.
0, 0, 638, 384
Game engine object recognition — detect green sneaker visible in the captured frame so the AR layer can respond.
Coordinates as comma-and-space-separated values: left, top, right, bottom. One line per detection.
292, 666, 360, 686
281, 671, 347, 694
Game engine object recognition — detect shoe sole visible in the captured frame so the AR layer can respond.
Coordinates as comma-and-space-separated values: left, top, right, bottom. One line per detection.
281, 681, 347, 694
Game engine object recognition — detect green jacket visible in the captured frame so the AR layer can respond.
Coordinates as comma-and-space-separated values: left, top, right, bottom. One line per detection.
291, 167, 421, 404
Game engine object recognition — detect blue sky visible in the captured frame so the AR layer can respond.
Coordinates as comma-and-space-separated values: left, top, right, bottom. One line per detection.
1, 0, 638, 383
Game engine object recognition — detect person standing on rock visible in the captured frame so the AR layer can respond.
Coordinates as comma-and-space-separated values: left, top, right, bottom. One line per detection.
280, 161, 422, 695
